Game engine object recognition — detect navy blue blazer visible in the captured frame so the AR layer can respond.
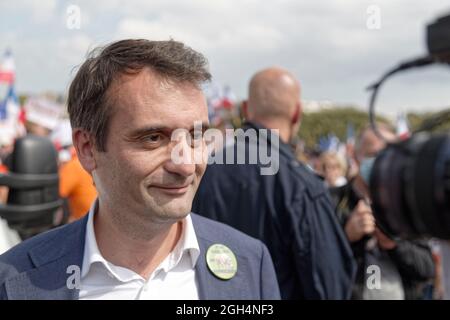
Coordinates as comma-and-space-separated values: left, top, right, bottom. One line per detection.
0, 213, 280, 300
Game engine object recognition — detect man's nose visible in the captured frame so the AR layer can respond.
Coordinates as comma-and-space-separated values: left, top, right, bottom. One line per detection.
165, 138, 197, 177
164, 159, 196, 177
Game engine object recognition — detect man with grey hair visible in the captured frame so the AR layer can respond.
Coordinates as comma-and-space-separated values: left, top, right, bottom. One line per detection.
193, 67, 356, 299
0, 39, 280, 300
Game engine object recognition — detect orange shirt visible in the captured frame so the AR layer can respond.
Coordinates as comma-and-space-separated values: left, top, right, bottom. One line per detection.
0, 164, 8, 204
59, 156, 97, 221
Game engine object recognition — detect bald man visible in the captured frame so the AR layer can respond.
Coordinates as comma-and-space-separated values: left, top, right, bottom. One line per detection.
246, 67, 302, 143
193, 67, 356, 299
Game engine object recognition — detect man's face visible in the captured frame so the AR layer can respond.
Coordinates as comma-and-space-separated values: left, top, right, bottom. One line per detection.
92, 68, 209, 224
357, 129, 395, 160
355, 128, 396, 192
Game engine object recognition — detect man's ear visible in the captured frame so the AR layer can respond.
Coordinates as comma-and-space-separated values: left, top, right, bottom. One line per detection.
72, 129, 97, 173
291, 102, 302, 125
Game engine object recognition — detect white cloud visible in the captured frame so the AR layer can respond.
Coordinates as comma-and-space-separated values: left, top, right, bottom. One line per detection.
0, 0, 57, 22
57, 34, 94, 64
116, 18, 209, 50
115, 17, 283, 53
2, 0, 450, 112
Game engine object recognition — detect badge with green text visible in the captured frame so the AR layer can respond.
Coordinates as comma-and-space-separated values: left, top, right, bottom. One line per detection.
206, 244, 238, 280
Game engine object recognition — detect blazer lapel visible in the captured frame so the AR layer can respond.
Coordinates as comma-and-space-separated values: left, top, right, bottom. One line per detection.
195, 238, 216, 300
4, 216, 88, 300
193, 215, 252, 300
5, 213, 252, 299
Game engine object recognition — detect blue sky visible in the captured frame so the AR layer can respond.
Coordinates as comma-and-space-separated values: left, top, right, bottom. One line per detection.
1, 0, 450, 115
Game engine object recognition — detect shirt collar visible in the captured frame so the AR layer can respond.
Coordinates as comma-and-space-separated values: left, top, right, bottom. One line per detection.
81, 199, 200, 280
159, 213, 200, 273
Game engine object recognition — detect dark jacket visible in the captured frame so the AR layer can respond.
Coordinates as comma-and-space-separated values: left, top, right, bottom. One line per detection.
0, 213, 280, 300
330, 181, 435, 300
193, 122, 356, 299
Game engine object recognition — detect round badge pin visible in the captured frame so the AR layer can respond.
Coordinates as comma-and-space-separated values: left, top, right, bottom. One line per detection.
206, 244, 238, 280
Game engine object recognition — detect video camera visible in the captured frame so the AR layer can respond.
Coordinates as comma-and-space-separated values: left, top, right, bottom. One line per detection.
367, 13, 450, 240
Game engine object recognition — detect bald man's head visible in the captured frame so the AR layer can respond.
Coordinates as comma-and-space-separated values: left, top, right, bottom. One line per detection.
247, 67, 301, 122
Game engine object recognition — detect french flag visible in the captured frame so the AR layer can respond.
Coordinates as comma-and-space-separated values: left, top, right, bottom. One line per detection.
0, 84, 25, 146
346, 123, 355, 147
396, 112, 411, 140
220, 85, 236, 110
0, 49, 15, 85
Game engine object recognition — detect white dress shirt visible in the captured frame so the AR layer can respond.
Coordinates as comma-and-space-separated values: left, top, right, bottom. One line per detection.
0, 218, 20, 255
78, 200, 200, 300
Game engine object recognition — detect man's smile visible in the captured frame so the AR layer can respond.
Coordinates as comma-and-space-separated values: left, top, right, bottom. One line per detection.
149, 183, 192, 195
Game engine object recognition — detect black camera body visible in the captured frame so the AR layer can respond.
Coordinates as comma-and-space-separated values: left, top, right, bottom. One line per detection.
368, 12, 450, 240
427, 14, 450, 61
370, 132, 450, 239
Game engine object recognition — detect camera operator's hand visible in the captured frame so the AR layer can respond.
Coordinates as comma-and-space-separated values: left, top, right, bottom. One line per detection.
374, 227, 397, 250
344, 200, 376, 243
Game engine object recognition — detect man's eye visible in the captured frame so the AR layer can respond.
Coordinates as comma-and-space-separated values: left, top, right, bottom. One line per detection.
190, 132, 204, 148
144, 133, 162, 143
192, 132, 203, 141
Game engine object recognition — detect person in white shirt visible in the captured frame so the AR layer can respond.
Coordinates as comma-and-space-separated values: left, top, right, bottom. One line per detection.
79, 200, 200, 299
0, 218, 20, 255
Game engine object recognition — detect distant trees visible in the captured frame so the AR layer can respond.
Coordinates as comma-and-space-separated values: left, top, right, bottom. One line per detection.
298, 107, 388, 148
298, 107, 450, 149
407, 110, 450, 133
